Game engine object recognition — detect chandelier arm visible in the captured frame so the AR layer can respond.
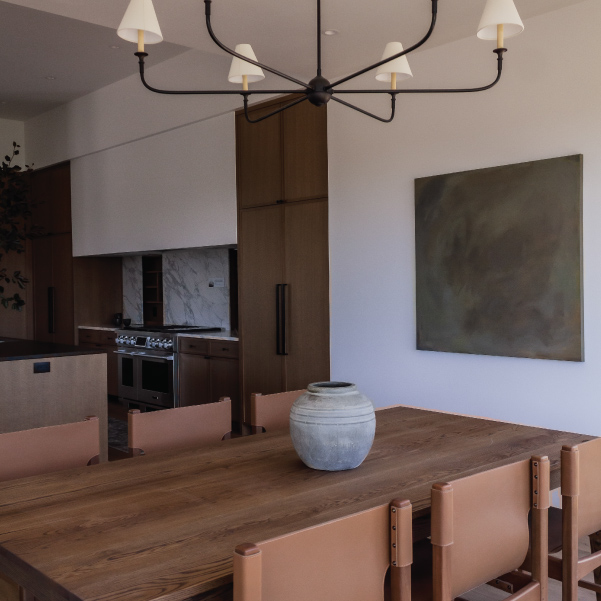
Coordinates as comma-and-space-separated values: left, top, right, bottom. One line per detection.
331, 48, 506, 95
134, 53, 302, 96
329, 94, 396, 123
328, 0, 438, 89
243, 94, 309, 123
204, 0, 310, 90
317, 0, 322, 77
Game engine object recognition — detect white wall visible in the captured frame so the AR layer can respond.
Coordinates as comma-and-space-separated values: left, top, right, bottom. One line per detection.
0, 118, 26, 166
70, 112, 237, 255
328, 0, 601, 436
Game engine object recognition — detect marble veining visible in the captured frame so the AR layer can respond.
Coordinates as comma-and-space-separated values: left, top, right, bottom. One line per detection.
163, 248, 230, 329
122, 256, 144, 324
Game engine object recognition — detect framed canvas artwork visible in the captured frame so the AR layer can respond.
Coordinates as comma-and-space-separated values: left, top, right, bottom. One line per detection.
415, 154, 583, 362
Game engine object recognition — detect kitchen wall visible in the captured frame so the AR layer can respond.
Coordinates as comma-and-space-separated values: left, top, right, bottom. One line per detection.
122, 248, 231, 329
328, 0, 601, 436
22, 1, 601, 435
0, 118, 26, 165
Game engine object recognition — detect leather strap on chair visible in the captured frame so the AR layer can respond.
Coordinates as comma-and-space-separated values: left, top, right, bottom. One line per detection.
561, 445, 579, 498
234, 544, 262, 601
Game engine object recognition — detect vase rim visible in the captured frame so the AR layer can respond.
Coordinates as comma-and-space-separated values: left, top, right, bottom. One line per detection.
307, 381, 357, 393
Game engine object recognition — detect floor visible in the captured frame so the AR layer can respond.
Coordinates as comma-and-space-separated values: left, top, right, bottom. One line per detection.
107, 398, 129, 460
462, 537, 597, 601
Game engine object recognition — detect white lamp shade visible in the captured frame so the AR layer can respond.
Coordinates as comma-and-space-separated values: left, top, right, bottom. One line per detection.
228, 44, 265, 84
118, 0, 163, 45
375, 42, 413, 83
477, 0, 524, 40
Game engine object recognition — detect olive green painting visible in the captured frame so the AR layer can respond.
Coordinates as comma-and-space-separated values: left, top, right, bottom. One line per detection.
415, 155, 583, 362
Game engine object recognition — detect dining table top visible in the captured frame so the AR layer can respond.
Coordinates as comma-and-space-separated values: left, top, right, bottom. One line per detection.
0, 405, 593, 601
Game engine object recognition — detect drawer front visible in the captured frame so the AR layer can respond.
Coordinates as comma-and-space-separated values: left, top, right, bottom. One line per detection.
99, 331, 118, 346
79, 329, 100, 344
179, 338, 210, 355
208, 340, 239, 359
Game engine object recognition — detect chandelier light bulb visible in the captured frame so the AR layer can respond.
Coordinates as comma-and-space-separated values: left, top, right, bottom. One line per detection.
477, 0, 524, 45
375, 42, 413, 90
118, 0, 163, 53
228, 44, 266, 91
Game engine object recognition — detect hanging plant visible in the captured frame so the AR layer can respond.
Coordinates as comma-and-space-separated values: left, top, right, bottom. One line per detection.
0, 142, 38, 310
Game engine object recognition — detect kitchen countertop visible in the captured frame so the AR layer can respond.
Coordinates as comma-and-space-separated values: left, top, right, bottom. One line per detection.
78, 325, 239, 342
0, 338, 107, 362
177, 330, 239, 342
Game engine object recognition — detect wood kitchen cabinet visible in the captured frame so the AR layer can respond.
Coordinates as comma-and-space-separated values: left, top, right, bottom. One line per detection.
178, 338, 241, 424
236, 95, 330, 423
78, 328, 119, 397
30, 162, 123, 345
236, 97, 328, 209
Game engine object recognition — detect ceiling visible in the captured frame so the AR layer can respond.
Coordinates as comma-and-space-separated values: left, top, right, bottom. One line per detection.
0, 0, 586, 121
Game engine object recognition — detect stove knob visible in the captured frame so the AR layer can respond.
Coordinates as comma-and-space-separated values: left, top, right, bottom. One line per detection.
116, 336, 122, 344
157, 340, 166, 349
164, 340, 173, 350
129, 337, 135, 345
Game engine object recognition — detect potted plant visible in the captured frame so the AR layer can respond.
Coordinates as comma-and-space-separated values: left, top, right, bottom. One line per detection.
0, 142, 38, 311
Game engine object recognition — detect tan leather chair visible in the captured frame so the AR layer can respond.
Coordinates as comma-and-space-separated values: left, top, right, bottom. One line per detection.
234, 498, 412, 601
0, 416, 100, 482
0, 416, 101, 601
128, 397, 232, 455
248, 390, 305, 433
422, 455, 550, 601
546, 439, 601, 601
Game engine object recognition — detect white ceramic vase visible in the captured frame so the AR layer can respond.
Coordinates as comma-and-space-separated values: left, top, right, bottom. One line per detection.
289, 382, 376, 471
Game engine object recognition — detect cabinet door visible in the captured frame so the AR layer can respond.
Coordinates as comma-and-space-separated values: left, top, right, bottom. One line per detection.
30, 163, 71, 235
283, 101, 328, 202
236, 104, 283, 209
238, 205, 285, 419
31, 237, 54, 342
210, 357, 240, 423
51, 233, 75, 345
284, 199, 330, 390
178, 353, 210, 407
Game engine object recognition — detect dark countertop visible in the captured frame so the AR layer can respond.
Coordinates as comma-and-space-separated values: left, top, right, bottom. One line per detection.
0, 338, 107, 362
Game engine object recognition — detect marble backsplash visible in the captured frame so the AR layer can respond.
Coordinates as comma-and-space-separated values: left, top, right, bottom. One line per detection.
122, 256, 143, 324
122, 248, 230, 329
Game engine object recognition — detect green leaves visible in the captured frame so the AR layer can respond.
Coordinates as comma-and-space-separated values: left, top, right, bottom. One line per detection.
0, 142, 34, 311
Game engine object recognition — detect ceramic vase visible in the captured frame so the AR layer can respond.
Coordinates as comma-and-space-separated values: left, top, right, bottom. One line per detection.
289, 381, 376, 471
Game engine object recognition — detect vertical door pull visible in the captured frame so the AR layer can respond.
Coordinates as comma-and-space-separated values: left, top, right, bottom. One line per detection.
276, 284, 282, 355
281, 283, 289, 356
48, 287, 56, 334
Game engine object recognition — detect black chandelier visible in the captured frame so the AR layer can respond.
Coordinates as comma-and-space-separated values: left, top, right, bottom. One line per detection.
117, 0, 524, 123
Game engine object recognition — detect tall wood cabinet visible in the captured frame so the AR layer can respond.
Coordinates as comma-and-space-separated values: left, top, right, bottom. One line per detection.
30, 162, 123, 345
237, 97, 330, 423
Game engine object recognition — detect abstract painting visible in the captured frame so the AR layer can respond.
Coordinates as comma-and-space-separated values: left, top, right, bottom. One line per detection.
415, 155, 583, 361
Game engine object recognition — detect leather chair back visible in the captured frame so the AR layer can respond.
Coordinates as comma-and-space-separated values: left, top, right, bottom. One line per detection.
0, 417, 100, 482
128, 398, 232, 455
234, 499, 412, 601
249, 390, 305, 432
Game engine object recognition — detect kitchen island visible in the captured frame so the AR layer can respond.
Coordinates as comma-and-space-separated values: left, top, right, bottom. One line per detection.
0, 338, 108, 460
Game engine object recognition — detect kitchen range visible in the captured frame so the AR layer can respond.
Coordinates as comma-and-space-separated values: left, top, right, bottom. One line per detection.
115, 325, 221, 411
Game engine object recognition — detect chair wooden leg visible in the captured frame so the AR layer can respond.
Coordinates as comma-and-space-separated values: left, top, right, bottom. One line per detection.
18, 586, 35, 601
589, 530, 601, 601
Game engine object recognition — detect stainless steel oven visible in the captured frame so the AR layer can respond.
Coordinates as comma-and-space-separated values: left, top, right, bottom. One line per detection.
115, 326, 221, 411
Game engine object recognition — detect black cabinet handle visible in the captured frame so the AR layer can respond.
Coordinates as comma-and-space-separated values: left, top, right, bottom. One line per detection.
281, 283, 288, 356
276, 284, 282, 355
48, 287, 56, 334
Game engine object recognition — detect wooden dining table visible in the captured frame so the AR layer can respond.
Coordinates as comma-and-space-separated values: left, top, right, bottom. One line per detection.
0, 406, 593, 601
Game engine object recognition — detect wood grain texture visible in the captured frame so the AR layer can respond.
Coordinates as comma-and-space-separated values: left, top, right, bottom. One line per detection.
0, 353, 108, 460
0, 407, 591, 601
282, 100, 328, 202
235, 103, 283, 209
283, 199, 330, 389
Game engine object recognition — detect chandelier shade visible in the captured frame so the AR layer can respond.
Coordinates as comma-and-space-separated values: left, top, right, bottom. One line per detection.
477, 0, 524, 41
375, 42, 413, 86
117, 0, 524, 124
117, 0, 163, 45
228, 44, 266, 85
